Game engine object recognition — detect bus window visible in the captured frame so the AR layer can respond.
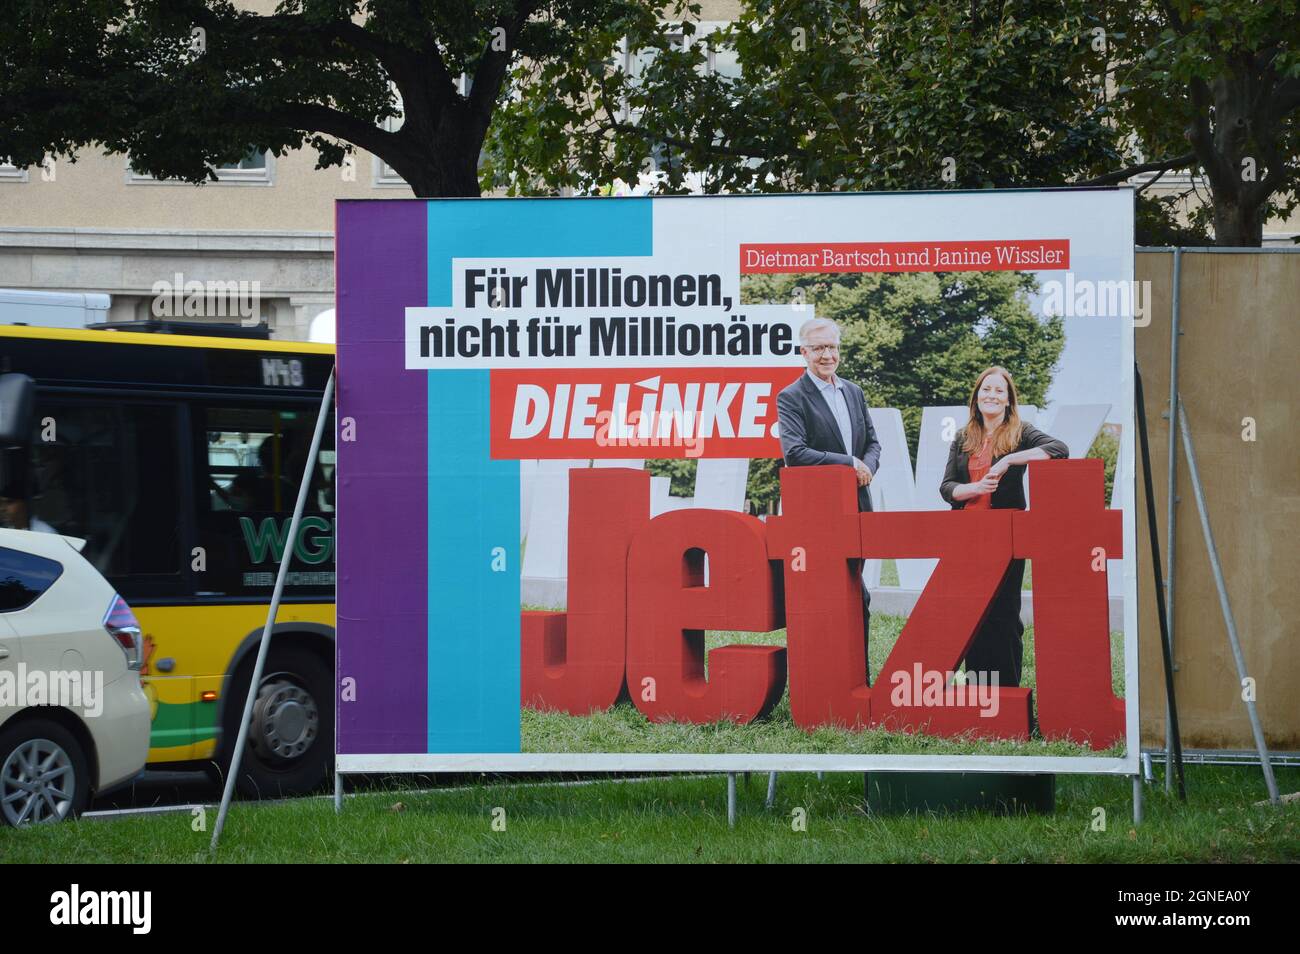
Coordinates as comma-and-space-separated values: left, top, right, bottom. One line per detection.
25, 402, 185, 593
196, 406, 334, 599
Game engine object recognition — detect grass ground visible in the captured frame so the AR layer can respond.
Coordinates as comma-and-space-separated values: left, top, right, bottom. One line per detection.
1, 765, 1295, 863
522, 613, 1126, 756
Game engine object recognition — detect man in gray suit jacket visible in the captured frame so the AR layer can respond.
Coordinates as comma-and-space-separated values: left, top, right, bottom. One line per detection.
776, 316, 882, 668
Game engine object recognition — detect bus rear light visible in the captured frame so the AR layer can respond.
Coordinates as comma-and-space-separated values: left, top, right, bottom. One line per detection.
103, 594, 143, 670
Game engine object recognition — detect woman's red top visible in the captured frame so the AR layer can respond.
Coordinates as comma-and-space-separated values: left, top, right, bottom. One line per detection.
966, 437, 994, 510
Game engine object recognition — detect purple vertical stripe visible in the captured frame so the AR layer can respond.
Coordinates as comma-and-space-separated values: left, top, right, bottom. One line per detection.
336, 201, 428, 754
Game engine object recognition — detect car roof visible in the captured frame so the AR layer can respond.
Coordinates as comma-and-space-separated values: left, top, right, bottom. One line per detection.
0, 528, 87, 558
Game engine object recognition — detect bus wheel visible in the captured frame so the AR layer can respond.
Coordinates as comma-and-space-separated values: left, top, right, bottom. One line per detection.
226, 647, 333, 798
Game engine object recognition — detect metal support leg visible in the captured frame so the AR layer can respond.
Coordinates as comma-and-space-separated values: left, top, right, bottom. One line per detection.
1137, 364, 1186, 800
1165, 248, 1183, 793
1133, 775, 1144, 826
1177, 400, 1280, 804
765, 772, 778, 809
334, 770, 343, 814
211, 366, 336, 852
726, 773, 737, 828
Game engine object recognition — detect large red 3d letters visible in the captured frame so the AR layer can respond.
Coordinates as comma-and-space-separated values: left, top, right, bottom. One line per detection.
521, 459, 1124, 749
626, 509, 787, 724
521, 468, 648, 713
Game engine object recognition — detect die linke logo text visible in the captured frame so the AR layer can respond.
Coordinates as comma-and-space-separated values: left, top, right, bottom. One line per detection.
522, 459, 1124, 748
489, 367, 802, 459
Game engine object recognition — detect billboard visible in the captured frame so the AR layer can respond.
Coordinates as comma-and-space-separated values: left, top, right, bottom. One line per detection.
336, 189, 1137, 775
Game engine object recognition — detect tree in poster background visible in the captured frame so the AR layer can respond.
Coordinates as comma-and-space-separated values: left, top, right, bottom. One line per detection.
652, 270, 1065, 510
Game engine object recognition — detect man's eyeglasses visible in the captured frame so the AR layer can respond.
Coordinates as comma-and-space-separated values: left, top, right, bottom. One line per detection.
805, 344, 839, 355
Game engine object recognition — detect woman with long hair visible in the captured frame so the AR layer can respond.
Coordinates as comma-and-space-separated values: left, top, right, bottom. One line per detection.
940, 366, 1068, 689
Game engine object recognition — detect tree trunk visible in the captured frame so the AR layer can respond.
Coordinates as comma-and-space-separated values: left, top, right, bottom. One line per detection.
382, 123, 483, 198
1197, 70, 1270, 247
394, 147, 482, 198
1212, 197, 1265, 247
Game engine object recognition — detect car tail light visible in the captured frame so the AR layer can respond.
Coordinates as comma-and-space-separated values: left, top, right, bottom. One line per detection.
103, 594, 143, 670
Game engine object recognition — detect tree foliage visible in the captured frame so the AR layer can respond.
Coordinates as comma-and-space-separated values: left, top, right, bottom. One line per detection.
0, 0, 664, 197
488, 0, 1297, 245
1113, 0, 1300, 244
3, 1, 1293, 238
487, 0, 1129, 195
1087, 426, 1119, 502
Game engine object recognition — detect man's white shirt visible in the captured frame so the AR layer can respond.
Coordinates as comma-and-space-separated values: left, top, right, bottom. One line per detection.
806, 369, 855, 462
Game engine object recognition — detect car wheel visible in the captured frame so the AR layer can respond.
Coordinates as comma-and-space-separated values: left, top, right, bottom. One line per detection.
0, 719, 91, 826
221, 647, 334, 799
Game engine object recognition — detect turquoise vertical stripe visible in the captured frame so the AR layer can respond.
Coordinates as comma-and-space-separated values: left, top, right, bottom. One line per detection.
425, 198, 653, 753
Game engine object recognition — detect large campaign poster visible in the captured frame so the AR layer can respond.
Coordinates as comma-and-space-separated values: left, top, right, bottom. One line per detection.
336, 189, 1137, 775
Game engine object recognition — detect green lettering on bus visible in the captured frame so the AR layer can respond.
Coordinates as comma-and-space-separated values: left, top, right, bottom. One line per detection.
241, 515, 334, 565
294, 516, 334, 564
240, 516, 290, 564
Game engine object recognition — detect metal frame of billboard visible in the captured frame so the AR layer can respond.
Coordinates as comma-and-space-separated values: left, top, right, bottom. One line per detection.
327, 189, 1143, 817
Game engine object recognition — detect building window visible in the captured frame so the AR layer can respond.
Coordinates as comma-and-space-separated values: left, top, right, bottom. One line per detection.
127, 147, 275, 186
704, 30, 741, 81
618, 21, 736, 173
211, 148, 271, 182
619, 31, 687, 124
373, 82, 407, 187
620, 22, 736, 101
1129, 170, 1205, 189
373, 111, 407, 188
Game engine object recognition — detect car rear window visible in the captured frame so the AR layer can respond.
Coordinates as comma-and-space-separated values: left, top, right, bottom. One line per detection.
0, 546, 64, 612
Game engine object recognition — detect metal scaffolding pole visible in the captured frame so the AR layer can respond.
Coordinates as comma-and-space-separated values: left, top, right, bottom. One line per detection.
211, 366, 337, 851
1176, 399, 1279, 804
1164, 248, 1182, 792
1135, 365, 1185, 800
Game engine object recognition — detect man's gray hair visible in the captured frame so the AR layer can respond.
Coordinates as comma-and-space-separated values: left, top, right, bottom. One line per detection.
798, 317, 842, 346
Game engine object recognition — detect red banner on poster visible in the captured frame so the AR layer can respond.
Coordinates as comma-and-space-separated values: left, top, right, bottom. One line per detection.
739, 240, 1070, 274
489, 366, 803, 459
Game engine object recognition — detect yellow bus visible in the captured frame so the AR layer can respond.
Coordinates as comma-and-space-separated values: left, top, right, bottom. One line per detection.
0, 321, 335, 796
